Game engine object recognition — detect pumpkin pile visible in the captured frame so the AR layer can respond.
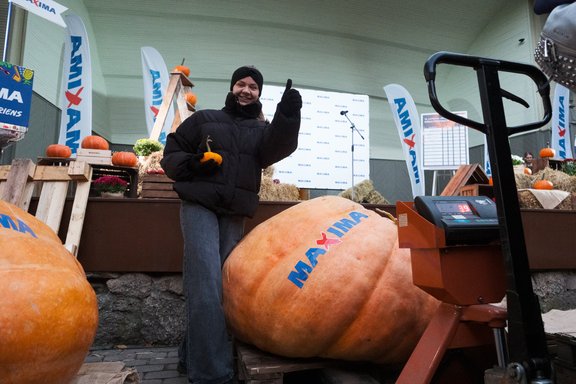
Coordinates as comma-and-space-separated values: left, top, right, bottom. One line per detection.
0, 201, 98, 383
223, 196, 439, 364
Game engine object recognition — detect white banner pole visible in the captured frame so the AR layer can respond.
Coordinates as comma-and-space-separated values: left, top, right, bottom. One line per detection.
2, 1, 14, 62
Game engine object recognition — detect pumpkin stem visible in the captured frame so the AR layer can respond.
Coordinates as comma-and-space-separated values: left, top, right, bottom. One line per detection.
181, 57, 186, 65
205, 135, 213, 152
375, 208, 398, 224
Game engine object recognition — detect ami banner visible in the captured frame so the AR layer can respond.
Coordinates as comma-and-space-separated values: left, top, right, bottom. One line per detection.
383, 83, 425, 198
0, 61, 35, 129
58, 13, 92, 155
140, 47, 174, 145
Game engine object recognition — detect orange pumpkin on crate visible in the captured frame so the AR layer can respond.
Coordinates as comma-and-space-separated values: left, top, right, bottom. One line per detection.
0, 200, 98, 383
81, 135, 109, 150
223, 196, 439, 364
45, 143, 72, 158
112, 151, 138, 167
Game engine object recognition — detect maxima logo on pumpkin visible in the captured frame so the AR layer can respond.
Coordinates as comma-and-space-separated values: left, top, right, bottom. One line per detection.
0, 214, 37, 238
287, 211, 369, 288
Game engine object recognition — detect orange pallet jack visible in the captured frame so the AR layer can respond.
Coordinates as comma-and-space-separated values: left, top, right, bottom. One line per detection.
395, 52, 555, 384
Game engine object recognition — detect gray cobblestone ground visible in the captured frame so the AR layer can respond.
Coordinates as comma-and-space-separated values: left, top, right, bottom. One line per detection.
85, 346, 187, 384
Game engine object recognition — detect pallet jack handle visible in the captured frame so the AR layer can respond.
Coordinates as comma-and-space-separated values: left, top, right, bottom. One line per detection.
424, 51, 554, 383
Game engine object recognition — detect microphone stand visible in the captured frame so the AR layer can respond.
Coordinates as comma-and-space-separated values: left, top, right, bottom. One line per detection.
342, 111, 365, 202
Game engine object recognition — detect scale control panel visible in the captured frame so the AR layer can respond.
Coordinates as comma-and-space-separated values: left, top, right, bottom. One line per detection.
414, 195, 500, 246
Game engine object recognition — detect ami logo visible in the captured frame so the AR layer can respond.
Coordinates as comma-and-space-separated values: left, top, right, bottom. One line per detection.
287, 211, 369, 288
148, 69, 167, 144
63, 35, 85, 154
556, 94, 568, 159
393, 97, 421, 185
0, 214, 37, 238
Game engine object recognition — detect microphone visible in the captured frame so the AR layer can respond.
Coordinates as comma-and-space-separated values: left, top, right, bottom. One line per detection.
340, 110, 348, 115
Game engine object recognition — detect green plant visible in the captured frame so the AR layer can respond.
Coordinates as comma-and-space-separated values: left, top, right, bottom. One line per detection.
133, 138, 163, 157
561, 160, 576, 176
93, 176, 128, 193
511, 154, 524, 166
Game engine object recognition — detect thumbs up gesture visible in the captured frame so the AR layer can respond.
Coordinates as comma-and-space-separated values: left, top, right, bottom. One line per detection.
278, 79, 302, 117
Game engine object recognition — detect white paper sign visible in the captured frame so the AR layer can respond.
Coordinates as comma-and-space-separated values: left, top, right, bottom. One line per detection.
421, 111, 469, 170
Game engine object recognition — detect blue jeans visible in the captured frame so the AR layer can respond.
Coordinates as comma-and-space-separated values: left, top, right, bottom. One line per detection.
179, 201, 245, 384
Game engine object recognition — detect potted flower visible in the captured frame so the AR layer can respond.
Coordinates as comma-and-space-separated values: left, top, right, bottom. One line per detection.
93, 175, 128, 198
511, 154, 525, 174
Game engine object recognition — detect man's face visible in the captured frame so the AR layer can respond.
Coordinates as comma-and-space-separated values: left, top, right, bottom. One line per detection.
232, 76, 259, 106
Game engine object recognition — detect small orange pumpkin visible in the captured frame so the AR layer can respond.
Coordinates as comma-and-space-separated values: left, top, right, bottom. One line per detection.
201, 135, 222, 165
524, 167, 532, 175
185, 92, 197, 106
81, 135, 109, 150
45, 144, 72, 158
539, 146, 555, 158
173, 65, 190, 77
0, 201, 98, 383
112, 151, 138, 167
533, 179, 553, 190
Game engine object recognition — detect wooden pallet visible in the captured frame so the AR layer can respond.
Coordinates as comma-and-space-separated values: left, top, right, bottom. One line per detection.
235, 342, 339, 383
0, 158, 92, 256
140, 173, 179, 199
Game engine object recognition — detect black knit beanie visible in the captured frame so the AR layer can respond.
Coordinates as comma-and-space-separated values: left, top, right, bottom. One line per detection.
230, 66, 264, 96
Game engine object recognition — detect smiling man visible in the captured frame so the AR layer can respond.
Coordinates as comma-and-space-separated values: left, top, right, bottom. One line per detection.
161, 65, 302, 384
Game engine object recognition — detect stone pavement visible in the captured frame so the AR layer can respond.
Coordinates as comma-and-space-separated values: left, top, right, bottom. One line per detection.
84, 345, 187, 384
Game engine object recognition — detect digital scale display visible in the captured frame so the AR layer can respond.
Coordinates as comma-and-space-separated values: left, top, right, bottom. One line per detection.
434, 201, 473, 214
414, 196, 500, 246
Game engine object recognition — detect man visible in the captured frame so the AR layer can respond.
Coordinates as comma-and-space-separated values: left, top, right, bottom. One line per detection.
161, 66, 302, 384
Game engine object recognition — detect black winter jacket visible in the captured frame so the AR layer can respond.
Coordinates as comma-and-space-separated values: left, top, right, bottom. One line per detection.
161, 100, 300, 217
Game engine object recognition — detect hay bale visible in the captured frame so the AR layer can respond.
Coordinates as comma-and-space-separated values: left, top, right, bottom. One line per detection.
515, 167, 576, 192
137, 151, 165, 196
339, 179, 390, 204
518, 190, 574, 210
258, 166, 301, 201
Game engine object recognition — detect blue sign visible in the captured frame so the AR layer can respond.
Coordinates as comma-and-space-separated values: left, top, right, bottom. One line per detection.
0, 61, 34, 129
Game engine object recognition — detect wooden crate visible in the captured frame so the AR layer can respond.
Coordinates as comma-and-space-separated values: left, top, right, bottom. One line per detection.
459, 184, 494, 198
235, 342, 339, 384
140, 174, 179, 199
76, 148, 112, 165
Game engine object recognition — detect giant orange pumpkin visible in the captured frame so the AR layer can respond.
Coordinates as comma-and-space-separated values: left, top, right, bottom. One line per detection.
81, 135, 109, 150
0, 201, 98, 383
223, 196, 439, 364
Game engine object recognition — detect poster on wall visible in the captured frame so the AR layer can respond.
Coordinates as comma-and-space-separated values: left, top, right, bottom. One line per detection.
260, 86, 370, 190
0, 61, 34, 149
421, 111, 469, 170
